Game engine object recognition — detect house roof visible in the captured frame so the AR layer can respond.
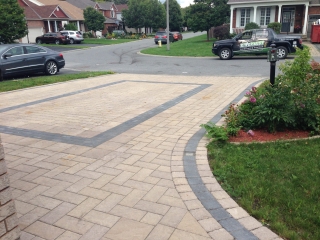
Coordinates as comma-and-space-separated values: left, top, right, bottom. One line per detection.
63, 0, 95, 10
19, 0, 42, 20
37, 0, 84, 20
115, 4, 128, 12
96, 2, 114, 10
22, 0, 69, 20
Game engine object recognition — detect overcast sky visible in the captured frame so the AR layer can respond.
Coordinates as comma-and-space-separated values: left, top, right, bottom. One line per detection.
179, 0, 193, 8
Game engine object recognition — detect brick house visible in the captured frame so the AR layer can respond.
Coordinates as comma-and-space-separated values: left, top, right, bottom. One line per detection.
228, 0, 320, 37
18, 0, 70, 43
94, 2, 120, 35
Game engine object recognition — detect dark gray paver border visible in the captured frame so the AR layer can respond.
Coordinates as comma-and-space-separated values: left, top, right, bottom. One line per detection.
183, 79, 264, 240
0, 80, 211, 147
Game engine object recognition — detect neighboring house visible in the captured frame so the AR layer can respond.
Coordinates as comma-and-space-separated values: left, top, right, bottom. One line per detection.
94, 2, 120, 35
37, 0, 85, 32
18, 0, 70, 43
228, 0, 320, 37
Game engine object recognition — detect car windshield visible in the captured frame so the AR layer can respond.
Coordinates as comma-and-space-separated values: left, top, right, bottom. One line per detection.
233, 33, 242, 40
156, 32, 166, 35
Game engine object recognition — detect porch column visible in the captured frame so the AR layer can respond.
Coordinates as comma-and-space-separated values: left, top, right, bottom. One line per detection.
230, 6, 234, 34
77, 21, 80, 31
253, 6, 257, 24
55, 21, 57, 32
278, 5, 282, 23
303, 3, 309, 35
48, 20, 51, 32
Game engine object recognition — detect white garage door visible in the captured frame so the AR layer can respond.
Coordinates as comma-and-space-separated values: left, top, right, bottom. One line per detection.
21, 28, 43, 43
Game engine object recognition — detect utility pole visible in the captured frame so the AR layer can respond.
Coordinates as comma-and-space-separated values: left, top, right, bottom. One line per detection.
166, 0, 170, 51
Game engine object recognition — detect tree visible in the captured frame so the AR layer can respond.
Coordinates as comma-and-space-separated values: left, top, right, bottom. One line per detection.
185, 0, 229, 41
84, 7, 105, 36
122, 0, 146, 30
163, 0, 183, 31
145, 0, 166, 31
181, 6, 191, 29
64, 23, 78, 30
0, 0, 27, 43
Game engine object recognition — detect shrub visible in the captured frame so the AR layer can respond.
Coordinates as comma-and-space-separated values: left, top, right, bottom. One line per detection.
213, 25, 230, 40
245, 22, 260, 30
267, 22, 281, 34
82, 32, 94, 38
63, 23, 77, 31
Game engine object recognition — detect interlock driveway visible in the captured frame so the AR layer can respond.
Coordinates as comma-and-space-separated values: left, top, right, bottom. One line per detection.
1, 74, 282, 240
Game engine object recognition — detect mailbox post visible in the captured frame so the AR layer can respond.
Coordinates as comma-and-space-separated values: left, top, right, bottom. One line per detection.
267, 43, 278, 86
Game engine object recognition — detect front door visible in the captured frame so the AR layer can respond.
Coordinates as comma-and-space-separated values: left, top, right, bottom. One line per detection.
282, 8, 295, 32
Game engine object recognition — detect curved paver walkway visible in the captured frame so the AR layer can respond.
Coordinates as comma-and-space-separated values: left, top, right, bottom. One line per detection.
1, 74, 282, 240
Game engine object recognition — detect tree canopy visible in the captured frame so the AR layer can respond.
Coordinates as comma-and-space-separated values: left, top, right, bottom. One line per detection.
84, 7, 105, 35
185, 0, 229, 40
0, 0, 27, 43
163, 0, 183, 31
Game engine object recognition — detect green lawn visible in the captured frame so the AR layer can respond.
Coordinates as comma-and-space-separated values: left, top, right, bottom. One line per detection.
0, 71, 112, 92
82, 38, 138, 45
141, 34, 215, 57
207, 138, 320, 240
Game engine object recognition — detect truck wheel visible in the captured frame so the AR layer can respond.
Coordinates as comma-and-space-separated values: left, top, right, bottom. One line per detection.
219, 48, 232, 60
277, 46, 288, 59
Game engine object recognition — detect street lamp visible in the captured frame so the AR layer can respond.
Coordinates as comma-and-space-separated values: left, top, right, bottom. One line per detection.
166, 0, 170, 51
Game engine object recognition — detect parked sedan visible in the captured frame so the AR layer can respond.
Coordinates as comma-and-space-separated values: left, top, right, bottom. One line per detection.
0, 44, 65, 80
35, 32, 69, 45
172, 31, 183, 41
154, 31, 174, 44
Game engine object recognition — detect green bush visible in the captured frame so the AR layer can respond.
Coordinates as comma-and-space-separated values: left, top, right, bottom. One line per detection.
213, 25, 230, 40
245, 22, 260, 30
267, 22, 281, 34
83, 32, 94, 38
64, 23, 77, 31
223, 47, 320, 133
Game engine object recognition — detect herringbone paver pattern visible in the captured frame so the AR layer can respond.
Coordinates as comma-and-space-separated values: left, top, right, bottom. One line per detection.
1, 74, 282, 240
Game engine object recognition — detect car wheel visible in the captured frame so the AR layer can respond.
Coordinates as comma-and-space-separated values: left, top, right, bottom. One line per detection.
36, 39, 42, 44
70, 38, 74, 44
55, 39, 60, 45
277, 46, 288, 59
45, 61, 58, 75
219, 48, 232, 60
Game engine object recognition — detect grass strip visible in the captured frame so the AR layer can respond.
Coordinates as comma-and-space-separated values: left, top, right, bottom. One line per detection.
0, 71, 112, 92
207, 138, 320, 240
82, 38, 138, 45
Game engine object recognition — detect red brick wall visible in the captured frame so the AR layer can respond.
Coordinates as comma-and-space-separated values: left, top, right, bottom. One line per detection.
309, 6, 320, 15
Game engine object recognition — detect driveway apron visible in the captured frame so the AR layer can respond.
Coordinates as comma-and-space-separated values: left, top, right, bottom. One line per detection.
0, 74, 281, 240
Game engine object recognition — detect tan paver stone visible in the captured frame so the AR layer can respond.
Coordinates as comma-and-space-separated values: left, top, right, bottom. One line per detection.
151, 170, 172, 180
109, 205, 147, 221
123, 180, 154, 191
21, 169, 50, 181
89, 175, 115, 189
164, 188, 180, 198
227, 207, 249, 219
45, 143, 74, 152
199, 218, 222, 232
142, 186, 167, 202
15, 200, 36, 215
56, 231, 81, 240
139, 152, 159, 163
122, 155, 143, 165
11, 180, 37, 191
20, 231, 36, 240
97, 167, 123, 176
29, 195, 63, 210
62, 145, 92, 155
95, 193, 125, 213
143, 176, 161, 185
85, 160, 106, 171
12, 164, 39, 173
53, 173, 83, 183
115, 164, 141, 173
134, 200, 170, 215
33, 161, 59, 170
66, 178, 95, 193
190, 208, 212, 221
252, 226, 280, 240
83, 210, 120, 228
173, 178, 188, 185
180, 191, 197, 201
119, 189, 146, 207
202, 176, 218, 184
102, 183, 133, 195
219, 197, 239, 209
160, 207, 187, 228
67, 198, 100, 219
24, 221, 64, 240
158, 195, 186, 209
140, 212, 163, 225
209, 228, 234, 240
81, 148, 111, 159
104, 218, 153, 240
79, 187, 111, 200
54, 190, 87, 204
171, 166, 184, 172
54, 215, 94, 235
16, 185, 50, 202
156, 179, 175, 188
238, 216, 262, 230
169, 229, 211, 240
31, 176, 64, 187
12, 189, 26, 199
145, 224, 175, 240
211, 190, 230, 200
64, 163, 89, 174
79, 224, 110, 240
110, 171, 135, 185
131, 168, 154, 182
205, 183, 223, 192
177, 212, 209, 237
19, 207, 49, 229
41, 182, 72, 197
175, 184, 192, 193
40, 202, 76, 224
72, 156, 96, 164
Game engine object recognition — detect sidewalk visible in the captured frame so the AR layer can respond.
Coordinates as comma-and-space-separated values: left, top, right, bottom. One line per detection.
1, 74, 283, 240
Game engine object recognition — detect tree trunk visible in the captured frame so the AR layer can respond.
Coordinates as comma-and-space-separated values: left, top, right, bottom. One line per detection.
206, 30, 209, 41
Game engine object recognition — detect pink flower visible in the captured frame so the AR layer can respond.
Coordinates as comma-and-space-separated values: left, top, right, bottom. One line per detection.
247, 130, 254, 136
251, 87, 257, 93
250, 97, 256, 103
245, 91, 251, 96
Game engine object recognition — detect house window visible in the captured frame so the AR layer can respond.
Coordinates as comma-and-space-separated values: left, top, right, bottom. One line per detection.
260, 7, 271, 26
240, 9, 251, 27
111, 8, 114, 18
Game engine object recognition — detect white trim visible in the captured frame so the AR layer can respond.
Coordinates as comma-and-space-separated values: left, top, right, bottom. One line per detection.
303, 3, 309, 34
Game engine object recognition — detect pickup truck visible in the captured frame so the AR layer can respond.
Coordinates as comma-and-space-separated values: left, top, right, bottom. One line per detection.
212, 28, 303, 60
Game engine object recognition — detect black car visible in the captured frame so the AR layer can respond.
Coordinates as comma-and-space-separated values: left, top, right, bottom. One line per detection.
36, 32, 69, 45
154, 31, 174, 44
0, 44, 65, 80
